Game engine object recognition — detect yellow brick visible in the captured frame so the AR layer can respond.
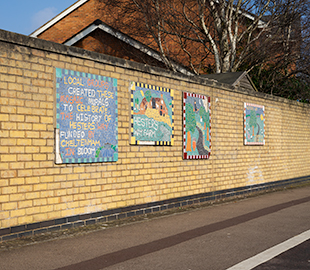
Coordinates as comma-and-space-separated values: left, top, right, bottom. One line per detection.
17, 107, 32, 114
10, 162, 25, 170
18, 215, 34, 225
107, 190, 117, 196
0, 130, 9, 139
74, 167, 85, 173
61, 182, 73, 189
51, 175, 64, 182
0, 178, 9, 187
1, 154, 17, 162
40, 190, 54, 198
91, 186, 101, 192
40, 205, 53, 213
10, 192, 26, 201
1, 74, 15, 82
0, 113, 9, 121
34, 183, 47, 191
32, 139, 46, 146
1, 218, 18, 229
33, 123, 47, 131
9, 177, 24, 185
25, 206, 40, 215
61, 209, 75, 218
10, 208, 26, 218
24, 70, 38, 78
2, 202, 17, 210
0, 211, 10, 220
80, 186, 91, 193
33, 154, 46, 161
33, 213, 48, 222
17, 154, 32, 161
2, 122, 16, 130
67, 174, 79, 181
10, 146, 25, 154
18, 185, 33, 193
40, 116, 53, 124
33, 198, 47, 206
85, 179, 96, 186
55, 189, 70, 196
48, 182, 61, 190
25, 146, 39, 153
67, 201, 80, 209
25, 192, 40, 200
47, 211, 61, 220
1, 169, 16, 178
25, 177, 40, 184
17, 139, 32, 145
47, 197, 60, 204
18, 123, 32, 130
25, 162, 40, 169
26, 115, 40, 123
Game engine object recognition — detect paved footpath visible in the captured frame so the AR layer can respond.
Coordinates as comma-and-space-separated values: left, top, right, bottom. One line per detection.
1, 185, 310, 270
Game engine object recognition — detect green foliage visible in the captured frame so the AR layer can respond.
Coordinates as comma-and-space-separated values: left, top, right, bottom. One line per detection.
199, 106, 210, 128
249, 110, 257, 128
248, 66, 310, 102
145, 90, 152, 102
185, 103, 196, 133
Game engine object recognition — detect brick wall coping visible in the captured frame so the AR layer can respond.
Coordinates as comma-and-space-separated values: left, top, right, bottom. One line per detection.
0, 29, 308, 109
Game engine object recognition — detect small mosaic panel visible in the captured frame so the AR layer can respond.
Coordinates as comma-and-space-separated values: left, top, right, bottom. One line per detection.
183, 92, 211, 159
244, 103, 265, 145
130, 82, 174, 145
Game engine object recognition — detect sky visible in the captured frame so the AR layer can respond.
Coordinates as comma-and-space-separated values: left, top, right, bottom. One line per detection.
0, 0, 77, 36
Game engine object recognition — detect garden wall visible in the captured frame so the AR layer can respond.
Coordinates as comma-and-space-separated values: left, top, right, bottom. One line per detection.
0, 29, 309, 241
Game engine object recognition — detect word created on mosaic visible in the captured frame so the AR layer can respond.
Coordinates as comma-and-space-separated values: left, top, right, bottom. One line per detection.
55, 68, 118, 164
183, 92, 211, 159
130, 82, 174, 145
244, 103, 265, 145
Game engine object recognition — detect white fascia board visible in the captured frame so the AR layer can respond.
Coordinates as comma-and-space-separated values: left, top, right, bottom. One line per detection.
242, 12, 265, 28
64, 24, 98, 46
98, 24, 164, 63
30, 0, 89, 37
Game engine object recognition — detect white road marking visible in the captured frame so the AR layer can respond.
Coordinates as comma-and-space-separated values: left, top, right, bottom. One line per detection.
227, 229, 310, 270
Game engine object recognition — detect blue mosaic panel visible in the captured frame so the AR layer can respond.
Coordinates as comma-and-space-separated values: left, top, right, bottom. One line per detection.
55, 68, 118, 164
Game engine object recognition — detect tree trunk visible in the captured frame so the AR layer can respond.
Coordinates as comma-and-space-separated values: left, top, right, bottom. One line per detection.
186, 131, 192, 152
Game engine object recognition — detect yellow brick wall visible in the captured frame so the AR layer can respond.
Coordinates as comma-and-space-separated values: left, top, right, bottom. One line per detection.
0, 31, 310, 229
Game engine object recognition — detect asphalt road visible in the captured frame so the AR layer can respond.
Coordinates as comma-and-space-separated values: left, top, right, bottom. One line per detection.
0, 185, 309, 270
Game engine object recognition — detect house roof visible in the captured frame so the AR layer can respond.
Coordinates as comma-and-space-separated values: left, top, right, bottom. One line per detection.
30, 0, 89, 38
30, 0, 265, 38
201, 71, 258, 91
29, 0, 263, 81
62, 19, 194, 76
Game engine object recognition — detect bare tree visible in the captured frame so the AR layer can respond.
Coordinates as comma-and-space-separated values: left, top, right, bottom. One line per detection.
100, 0, 309, 97
244, 0, 310, 98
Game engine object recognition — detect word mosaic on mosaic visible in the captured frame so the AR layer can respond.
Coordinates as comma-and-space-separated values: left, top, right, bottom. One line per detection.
55, 68, 118, 164
130, 82, 174, 146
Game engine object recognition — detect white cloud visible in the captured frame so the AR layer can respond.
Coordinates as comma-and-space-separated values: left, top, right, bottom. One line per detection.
31, 7, 57, 30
